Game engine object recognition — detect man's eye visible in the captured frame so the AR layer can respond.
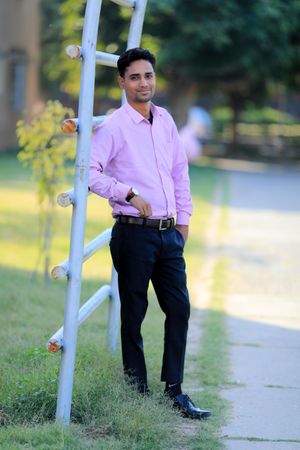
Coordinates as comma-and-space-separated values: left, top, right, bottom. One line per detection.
146, 74, 153, 79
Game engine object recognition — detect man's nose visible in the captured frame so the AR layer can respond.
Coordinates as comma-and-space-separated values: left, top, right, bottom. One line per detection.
139, 77, 149, 86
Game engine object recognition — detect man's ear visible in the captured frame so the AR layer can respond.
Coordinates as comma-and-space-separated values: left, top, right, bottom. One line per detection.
118, 75, 125, 89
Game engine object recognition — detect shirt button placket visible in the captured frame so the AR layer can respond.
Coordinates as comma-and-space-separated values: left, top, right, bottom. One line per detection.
151, 126, 169, 215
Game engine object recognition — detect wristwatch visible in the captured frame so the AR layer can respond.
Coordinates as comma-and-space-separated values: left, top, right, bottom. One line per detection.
125, 187, 139, 203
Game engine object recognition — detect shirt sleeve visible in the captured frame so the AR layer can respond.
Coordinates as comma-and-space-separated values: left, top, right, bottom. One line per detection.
170, 117, 193, 225
88, 123, 131, 201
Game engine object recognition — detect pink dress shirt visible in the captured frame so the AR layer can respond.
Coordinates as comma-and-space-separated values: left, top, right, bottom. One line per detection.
89, 102, 193, 225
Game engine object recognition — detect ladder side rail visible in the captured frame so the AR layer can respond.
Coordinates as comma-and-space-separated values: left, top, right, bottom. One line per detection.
106, 0, 148, 347
106, 266, 120, 351
126, 0, 148, 49
55, 0, 103, 426
120, 0, 148, 105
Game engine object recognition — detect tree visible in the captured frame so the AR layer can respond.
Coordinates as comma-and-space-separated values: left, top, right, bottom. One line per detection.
40, 0, 66, 96
40, 0, 130, 101
146, 0, 294, 130
284, 1, 300, 91
40, 0, 300, 144
16, 101, 75, 282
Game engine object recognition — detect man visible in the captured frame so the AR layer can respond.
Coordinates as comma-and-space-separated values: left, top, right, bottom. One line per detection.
89, 48, 211, 420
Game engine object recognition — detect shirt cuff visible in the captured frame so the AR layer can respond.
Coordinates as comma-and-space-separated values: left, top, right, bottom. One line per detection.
113, 182, 131, 202
176, 211, 190, 226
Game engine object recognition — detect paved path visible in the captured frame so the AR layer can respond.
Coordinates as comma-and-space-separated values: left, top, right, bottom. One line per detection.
219, 162, 300, 449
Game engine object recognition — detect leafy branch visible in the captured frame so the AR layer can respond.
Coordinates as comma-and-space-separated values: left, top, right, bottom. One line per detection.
16, 100, 75, 281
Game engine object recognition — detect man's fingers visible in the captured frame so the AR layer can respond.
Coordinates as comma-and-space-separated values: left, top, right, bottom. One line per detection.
139, 204, 151, 217
145, 203, 152, 217
130, 195, 152, 217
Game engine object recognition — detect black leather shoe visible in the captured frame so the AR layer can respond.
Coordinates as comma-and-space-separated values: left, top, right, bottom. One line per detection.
171, 393, 211, 419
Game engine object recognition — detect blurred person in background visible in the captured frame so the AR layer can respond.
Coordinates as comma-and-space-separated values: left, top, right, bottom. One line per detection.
179, 106, 212, 162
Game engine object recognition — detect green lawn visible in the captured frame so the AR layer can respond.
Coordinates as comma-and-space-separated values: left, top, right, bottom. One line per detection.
0, 153, 229, 449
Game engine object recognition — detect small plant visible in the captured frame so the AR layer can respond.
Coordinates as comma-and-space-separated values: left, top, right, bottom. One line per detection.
16, 100, 75, 281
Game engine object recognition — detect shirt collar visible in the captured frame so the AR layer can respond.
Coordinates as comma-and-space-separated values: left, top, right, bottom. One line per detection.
123, 102, 160, 124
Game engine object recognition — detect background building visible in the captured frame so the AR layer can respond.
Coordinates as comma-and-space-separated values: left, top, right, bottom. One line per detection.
0, 0, 42, 151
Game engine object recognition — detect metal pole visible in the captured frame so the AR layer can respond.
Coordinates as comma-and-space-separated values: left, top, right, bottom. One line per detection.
106, 0, 148, 344
126, 0, 148, 49
106, 267, 121, 351
55, 0, 102, 426
120, 0, 147, 105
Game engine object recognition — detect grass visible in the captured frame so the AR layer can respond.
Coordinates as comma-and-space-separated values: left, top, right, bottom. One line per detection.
0, 153, 230, 449
182, 174, 231, 450
189, 260, 230, 450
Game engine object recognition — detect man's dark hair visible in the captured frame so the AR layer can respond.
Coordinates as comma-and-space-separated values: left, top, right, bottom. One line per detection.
117, 47, 156, 77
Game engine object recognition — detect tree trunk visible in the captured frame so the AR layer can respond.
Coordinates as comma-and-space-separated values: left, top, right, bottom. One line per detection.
231, 103, 241, 147
227, 91, 244, 155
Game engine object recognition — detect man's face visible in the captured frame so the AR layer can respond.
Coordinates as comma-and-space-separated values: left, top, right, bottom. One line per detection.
118, 59, 156, 105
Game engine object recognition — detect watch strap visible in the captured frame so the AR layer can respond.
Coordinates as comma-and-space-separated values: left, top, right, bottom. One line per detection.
126, 189, 136, 203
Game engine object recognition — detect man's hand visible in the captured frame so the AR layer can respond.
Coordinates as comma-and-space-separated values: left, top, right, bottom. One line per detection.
130, 195, 152, 217
176, 224, 189, 242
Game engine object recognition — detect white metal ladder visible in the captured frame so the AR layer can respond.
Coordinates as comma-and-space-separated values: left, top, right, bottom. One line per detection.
47, 0, 148, 426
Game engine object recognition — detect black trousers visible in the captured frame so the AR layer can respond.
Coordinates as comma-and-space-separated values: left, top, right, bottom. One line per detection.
109, 220, 190, 389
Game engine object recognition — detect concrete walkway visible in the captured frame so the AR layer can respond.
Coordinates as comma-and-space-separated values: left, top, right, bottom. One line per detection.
218, 162, 300, 449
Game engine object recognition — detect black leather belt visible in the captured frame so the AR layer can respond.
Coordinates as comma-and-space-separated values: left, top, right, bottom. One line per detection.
117, 215, 175, 230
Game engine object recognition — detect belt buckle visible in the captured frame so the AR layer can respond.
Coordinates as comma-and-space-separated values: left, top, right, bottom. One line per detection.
158, 219, 168, 231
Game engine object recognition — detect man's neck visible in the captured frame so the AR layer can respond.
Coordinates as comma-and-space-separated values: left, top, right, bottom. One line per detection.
128, 101, 151, 119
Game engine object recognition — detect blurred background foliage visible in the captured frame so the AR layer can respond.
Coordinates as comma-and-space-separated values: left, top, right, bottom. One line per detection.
40, 0, 300, 160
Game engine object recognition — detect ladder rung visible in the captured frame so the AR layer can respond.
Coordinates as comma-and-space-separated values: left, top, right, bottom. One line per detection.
47, 284, 112, 352
110, 0, 135, 8
51, 228, 112, 279
56, 188, 91, 208
66, 45, 119, 68
62, 115, 106, 134
57, 189, 75, 207
61, 118, 78, 134
95, 51, 119, 67
65, 45, 82, 60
